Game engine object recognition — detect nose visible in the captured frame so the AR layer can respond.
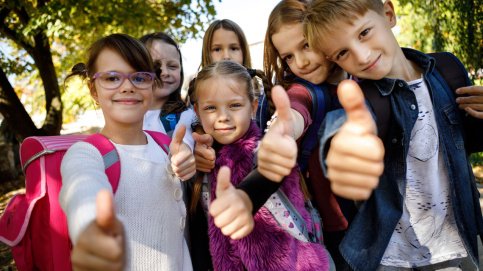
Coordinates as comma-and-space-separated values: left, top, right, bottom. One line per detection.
354, 46, 371, 66
120, 76, 135, 93
160, 63, 169, 78
222, 49, 231, 60
217, 107, 230, 122
295, 53, 308, 69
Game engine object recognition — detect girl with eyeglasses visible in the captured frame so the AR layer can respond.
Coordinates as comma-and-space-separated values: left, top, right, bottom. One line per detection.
60, 33, 194, 271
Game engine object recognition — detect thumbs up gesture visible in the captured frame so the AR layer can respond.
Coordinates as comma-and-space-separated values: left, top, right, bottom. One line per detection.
258, 85, 298, 182
71, 190, 126, 271
170, 125, 196, 181
326, 80, 385, 200
192, 132, 216, 172
209, 166, 254, 239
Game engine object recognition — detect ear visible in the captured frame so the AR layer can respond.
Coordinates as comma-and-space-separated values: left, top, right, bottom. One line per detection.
88, 81, 99, 104
383, 0, 397, 28
193, 103, 201, 120
251, 98, 259, 119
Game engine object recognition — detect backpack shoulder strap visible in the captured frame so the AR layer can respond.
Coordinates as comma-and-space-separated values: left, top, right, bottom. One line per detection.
263, 189, 322, 244
160, 113, 181, 137
144, 130, 171, 155
84, 131, 171, 193
83, 134, 121, 193
428, 52, 470, 93
359, 79, 391, 142
295, 79, 331, 174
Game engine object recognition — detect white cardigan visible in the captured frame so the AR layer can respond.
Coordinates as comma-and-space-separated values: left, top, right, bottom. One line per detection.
59, 132, 192, 271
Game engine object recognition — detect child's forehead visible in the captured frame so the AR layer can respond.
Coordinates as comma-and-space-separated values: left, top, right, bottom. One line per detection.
198, 76, 248, 98
149, 41, 179, 58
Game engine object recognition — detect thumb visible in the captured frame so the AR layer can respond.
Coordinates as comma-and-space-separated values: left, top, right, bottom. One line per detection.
215, 166, 232, 198
96, 189, 118, 233
193, 132, 214, 148
271, 85, 294, 137
170, 125, 186, 153
338, 79, 376, 134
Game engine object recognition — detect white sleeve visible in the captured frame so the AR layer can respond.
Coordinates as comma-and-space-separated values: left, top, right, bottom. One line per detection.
59, 142, 113, 245
173, 108, 196, 152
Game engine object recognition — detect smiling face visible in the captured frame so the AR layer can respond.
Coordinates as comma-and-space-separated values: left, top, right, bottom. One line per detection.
90, 48, 153, 127
316, 4, 401, 80
210, 28, 244, 65
194, 77, 258, 145
148, 40, 181, 109
271, 23, 334, 85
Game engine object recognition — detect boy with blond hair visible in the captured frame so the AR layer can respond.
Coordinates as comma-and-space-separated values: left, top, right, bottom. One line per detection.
303, 0, 483, 270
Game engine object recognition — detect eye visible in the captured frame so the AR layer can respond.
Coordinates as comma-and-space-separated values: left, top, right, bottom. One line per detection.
303, 43, 309, 50
359, 28, 370, 39
169, 64, 179, 69
212, 48, 221, 52
204, 105, 215, 110
336, 50, 348, 60
231, 46, 240, 51
230, 103, 242, 108
283, 54, 293, 62
132, 73, 151, 82
105, 76, 120, 82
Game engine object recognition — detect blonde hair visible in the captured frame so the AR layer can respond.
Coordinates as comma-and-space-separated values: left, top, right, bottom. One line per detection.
304, 0, 384, 52
200, 19, 252, 69
263, 0, 310, 114
188, 60, 272, 215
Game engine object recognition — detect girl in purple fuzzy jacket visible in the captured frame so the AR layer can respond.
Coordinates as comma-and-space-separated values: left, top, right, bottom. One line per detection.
188, 59, 331, 271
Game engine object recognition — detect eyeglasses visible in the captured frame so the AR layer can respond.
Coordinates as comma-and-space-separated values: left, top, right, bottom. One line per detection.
92, 72, 156, 90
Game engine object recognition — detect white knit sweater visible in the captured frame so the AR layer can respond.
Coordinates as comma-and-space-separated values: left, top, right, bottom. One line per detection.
59, 132, 192, 271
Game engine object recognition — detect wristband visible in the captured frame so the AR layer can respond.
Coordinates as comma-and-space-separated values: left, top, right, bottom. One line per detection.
236, 169, 282, 215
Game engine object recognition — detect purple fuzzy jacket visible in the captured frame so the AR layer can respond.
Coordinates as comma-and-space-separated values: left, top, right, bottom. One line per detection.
207, 122, 330, 271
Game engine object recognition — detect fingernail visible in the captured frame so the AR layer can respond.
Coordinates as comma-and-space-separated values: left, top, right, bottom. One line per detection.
456, 88, 461, 94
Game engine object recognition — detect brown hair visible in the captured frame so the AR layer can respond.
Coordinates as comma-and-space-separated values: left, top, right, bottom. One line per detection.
200, 19, 252, 69
263, 0, 310, 115
64, 33, 154, 96
140, 32, 187, 114
188, 60, 271, 215
304, 0, 384, 52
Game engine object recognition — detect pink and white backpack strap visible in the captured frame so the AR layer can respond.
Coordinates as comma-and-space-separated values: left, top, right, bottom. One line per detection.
83, 134, 121, 193
83, 131, 170, 193
144, 130, 171, 155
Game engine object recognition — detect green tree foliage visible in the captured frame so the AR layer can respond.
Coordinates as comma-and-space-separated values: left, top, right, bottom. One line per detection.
394, 0, 483, 82
0, 0, 218, 141
394, 0, 483, 168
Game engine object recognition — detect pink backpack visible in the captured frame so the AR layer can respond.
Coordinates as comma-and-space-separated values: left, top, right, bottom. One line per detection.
0, 131, 171, 271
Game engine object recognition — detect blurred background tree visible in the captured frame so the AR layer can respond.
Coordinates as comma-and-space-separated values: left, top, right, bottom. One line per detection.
0, 0, 218, 142
394, 0, 483, 169
394, 0, 482, 83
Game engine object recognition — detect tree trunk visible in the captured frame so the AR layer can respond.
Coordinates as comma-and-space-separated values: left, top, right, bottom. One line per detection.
0, 67, 41, 142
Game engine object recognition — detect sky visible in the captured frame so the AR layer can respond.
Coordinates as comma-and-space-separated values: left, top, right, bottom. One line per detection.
180, 0, 281, 79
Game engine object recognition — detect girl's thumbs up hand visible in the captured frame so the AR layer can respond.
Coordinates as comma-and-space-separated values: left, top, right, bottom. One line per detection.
170, 125, 196, 181
71, 190, 125, 271
258, 85, 298, 182
326, 80, 385, 200
209, 166, 254, 240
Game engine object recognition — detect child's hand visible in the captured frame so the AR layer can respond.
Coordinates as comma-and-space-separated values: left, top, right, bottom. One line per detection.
456, 85, 483, 119
326, 80, 385, 200
209, 166, 254, 240
192, 132, 216, 172
71, 190, 125, 271
258, 85, 298, 182
170, 125, 196, 181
